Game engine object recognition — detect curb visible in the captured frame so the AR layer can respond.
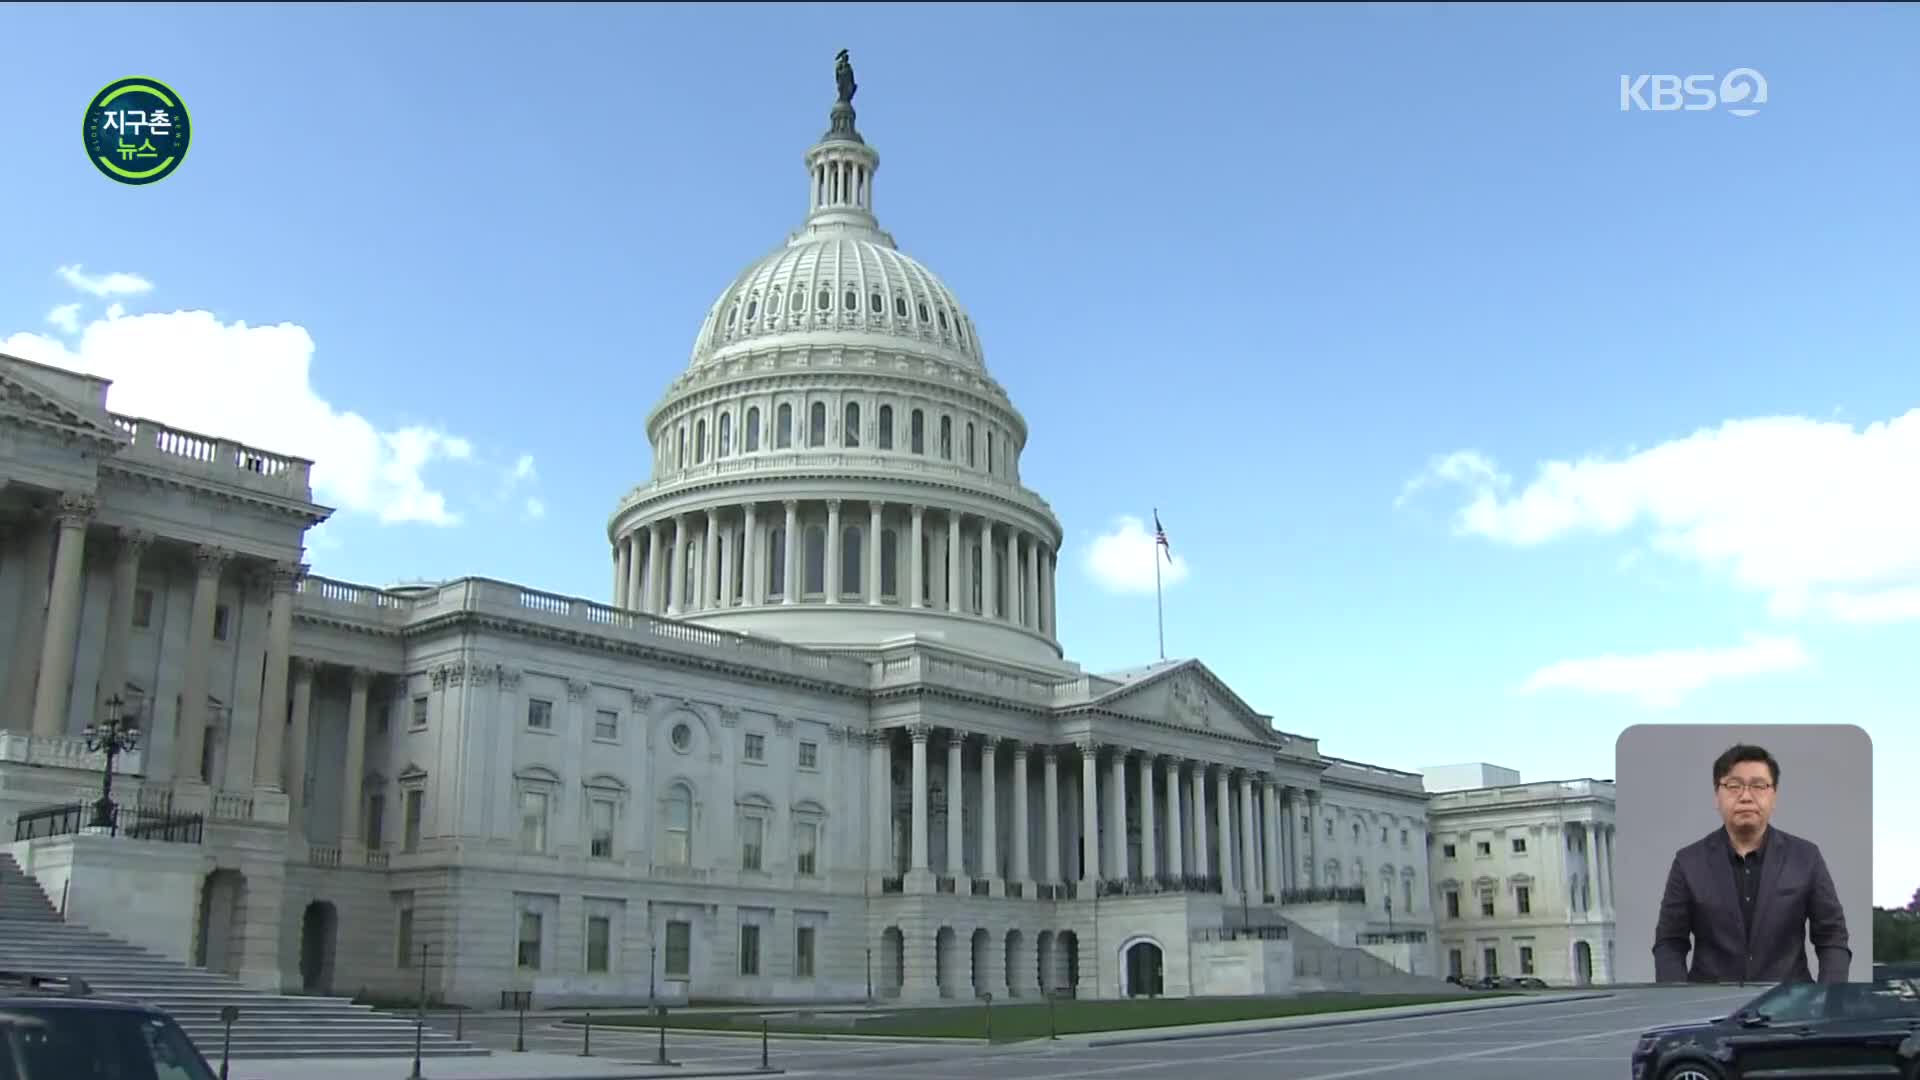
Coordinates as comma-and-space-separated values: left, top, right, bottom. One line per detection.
1081, 992, 1617, 1047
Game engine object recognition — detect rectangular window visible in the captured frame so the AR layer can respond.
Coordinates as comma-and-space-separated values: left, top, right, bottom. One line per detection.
366, 793, 386, 850
396, 906, 414, 968
590, 798, 615, 859
517, 911, 542, 970
795, 926, 815, 977
594, 709, 619, 741
1483, 947, 1498, 977
1476, 841, 1491, 857
1447, 948, 1462, 978
741, 817, 764, 871
586, 915, 611, 974
798, 741, 818, 770
403, 789, 423, 852
744, 733, 765, 761
132, 588, 154, 629
411, 695, 428, 729
1519, 945, 1535, 974
1445, 891, 1460, 919
1401, 829, 1409, 848
212, 604, 231, 641
1480, 890, 1495, 917
1380, 826, 1388, 843
1512, 837, 1527, 854
794, 822, 818, 876
1516, 886, 1531, 914
528, 698, 553, 730
664, 921, 691, 977
1442, 843, 1456, 858
739, 924, 761, 976
520, 790, 548, 853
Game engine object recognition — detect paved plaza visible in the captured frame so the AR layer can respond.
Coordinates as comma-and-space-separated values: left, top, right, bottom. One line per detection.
227, 986, 1756, 1080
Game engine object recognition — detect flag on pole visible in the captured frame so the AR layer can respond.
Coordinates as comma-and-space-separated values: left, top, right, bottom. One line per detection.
1153, 509, 1172, 563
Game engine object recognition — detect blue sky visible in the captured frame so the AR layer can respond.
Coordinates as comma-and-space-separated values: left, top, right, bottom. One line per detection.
3, 4, 1915, 905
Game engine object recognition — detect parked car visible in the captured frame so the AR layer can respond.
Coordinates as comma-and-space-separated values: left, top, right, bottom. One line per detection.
0, 970, 219, 1080
1630, 973, 1920, 1080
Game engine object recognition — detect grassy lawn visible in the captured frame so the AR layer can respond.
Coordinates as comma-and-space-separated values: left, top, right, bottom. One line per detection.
590, 992, 1498, 1041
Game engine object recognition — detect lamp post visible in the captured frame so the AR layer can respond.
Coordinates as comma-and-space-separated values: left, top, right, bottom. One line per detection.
1385, 894, 1394, 935
84, 695, 140, 832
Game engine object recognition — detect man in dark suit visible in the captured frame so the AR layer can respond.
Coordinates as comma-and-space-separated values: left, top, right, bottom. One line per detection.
1653, 744, 1850, 983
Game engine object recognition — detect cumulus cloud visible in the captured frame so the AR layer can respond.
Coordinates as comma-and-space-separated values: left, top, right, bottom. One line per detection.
1518, 634, 1811, 709
1402, 410, 1920, 623
45, 304, 81, 334
523, 497, 546, 521
3, 291, 476, 527
492, 453, 545, 520
56, 265, 153, 298
1084, 515, 1190, 595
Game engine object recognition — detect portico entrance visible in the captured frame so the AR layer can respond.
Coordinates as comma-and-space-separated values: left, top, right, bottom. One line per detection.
1122, 939, 1163, 997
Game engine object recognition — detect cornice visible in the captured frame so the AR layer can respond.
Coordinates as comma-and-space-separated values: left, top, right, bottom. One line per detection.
614, 469, 1061, 542
0, 408, 128, 453
654, 368, 1026, 431
102, 460, 332, 525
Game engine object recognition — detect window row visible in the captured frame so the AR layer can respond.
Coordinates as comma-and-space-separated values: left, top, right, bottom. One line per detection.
722, 283, 971, 348
1441, 883, 1533, 919
662, 400, 1015, 478
1446, 943, 1538, 979
1438, 837, 1523, 859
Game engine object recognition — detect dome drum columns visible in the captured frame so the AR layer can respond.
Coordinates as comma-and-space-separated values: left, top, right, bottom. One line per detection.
610, 497, 1057, 638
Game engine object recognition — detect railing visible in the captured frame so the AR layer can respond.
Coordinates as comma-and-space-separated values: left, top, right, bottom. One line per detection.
307, 845, 341, 867
209, 793, 254, 821
1034, 884, 1060, 901
880, 876, 904, 895
1096, 874, 1224, 898
1005, 882, 1024, 899
0, 732, 146, 774
109, 414, 313, 494
650, 864, 710, 881
935, 875, 955, 894
1193, 925, 1290, 942
12, 802, 203, 845
622, 452, 1058, 519
298, 576, 417, 611
1358, 931, 1428, 945
1280, 886, 1367, 905
365, 851, 389, 869
970, 877, 991, 897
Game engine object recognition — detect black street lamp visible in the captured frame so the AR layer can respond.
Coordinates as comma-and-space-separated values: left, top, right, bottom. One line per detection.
84, 695, 140, 831
1385, 894, 1394, 934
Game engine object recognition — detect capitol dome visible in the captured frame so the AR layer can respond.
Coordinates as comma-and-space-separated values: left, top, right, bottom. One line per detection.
607, 53, 1065, 667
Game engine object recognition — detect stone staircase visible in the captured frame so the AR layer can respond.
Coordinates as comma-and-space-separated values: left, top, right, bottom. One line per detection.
0, 853, 487, 1059
1274, 917, 1462, 994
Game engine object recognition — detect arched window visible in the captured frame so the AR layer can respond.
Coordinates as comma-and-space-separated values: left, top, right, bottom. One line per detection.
843, 288, 858, 312
694, 419, 708, 464
718, 412, 732, 457
986, 430, 995, 474
745, 406, 761, 452
767, 527, 786, 599
664, 783, 693, 866
841, 526, 863, 599
880, 528, 899, 598
816, 287, 830, 311
910, 409, 925, 454
937, 308, 949, 331
791, 287, 806, 312
776, 404, 793, 449
732, 533, 746, 601
809, 402, 827, 447
676, 426, 686, 469
804, 526, 826, 595
920, 532, 935, 605
767, 290, 781, 316
843, 402, 861, 448
745, 295, 758, 321
877, 405, 894, 450
939, 416, 953, 461
869, 290, 883, 313
726, 304, 738, 329
684, 540, 700, 607
894, 295, 908, 318
964, 421, 975, 467
969, 543, 982, 613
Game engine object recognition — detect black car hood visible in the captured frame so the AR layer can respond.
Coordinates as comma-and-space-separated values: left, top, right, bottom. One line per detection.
1641, 1016, 1731, 1038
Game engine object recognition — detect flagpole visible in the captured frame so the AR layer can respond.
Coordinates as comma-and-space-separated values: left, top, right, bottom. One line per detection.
1154, 518, 1166, 661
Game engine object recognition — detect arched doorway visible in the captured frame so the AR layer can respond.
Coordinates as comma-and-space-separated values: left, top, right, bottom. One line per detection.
1574, 941, 1593, 986
194, 869, 247, 974
299, 901, 338, 993
1122, 939, 1164, 998
1057, 930, 1080, 997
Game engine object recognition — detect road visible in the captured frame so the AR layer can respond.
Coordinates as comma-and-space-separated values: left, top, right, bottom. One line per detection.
438, 986, 1756, 1079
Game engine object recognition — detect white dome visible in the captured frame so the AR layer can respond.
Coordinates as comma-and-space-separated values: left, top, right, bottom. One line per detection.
691, 235, 985, 373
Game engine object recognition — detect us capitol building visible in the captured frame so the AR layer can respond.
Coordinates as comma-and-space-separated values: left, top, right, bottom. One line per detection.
0, 57, 1617, 1006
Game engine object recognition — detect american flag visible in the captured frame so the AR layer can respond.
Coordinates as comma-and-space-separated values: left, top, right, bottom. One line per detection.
1153, 509, 1172, 563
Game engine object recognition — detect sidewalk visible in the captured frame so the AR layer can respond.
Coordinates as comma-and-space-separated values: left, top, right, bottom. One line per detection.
223, 1052, 782, 1080
1074, 990, 1615, 1047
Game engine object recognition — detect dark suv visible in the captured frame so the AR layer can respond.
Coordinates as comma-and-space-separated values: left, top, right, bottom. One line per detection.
0, 972, 217, 1080
1630, 972, 1920, 1080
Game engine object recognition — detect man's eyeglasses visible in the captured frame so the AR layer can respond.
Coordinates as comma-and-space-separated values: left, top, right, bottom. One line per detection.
1718, 779, 1774, 794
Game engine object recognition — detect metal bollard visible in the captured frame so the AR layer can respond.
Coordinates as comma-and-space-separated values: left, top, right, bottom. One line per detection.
655, 1005, 675, 1066
760, 1018, 771, 1071
455, 1006, 463, 1042
515, 999, 527, 1052
1047, 989, 1057, 1040
581, 1011, 593, 1056
218, 1005, 239, 1080
981, 991, 994, 1043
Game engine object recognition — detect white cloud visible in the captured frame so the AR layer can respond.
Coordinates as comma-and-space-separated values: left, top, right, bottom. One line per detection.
1084, 515, 1190, 595
56, 265, 153, 298
1518, 633, 1811, 709
45, 304, 81, 334
523, 497, 546, 521
510, 454, 536, 482
3, 295, 477, 527
1404, 410, 1920, 622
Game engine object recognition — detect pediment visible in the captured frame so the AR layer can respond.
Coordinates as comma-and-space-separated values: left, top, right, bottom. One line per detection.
1088, 660, 1276, 742
0, 355, 129, 451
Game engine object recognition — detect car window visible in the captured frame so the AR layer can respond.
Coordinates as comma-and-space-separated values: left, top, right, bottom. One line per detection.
1836, 980, 1920, 1020
1753, 983, 1832, 1022
0, 1008, 214, 1080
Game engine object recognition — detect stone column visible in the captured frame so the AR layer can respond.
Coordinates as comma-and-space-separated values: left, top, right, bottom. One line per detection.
980, 737, 999, 886
1042, 746, 1061, 883
1163, 758, 1184, 878
1263, 781, 1282, 899
615, 537, 632, 607
1025, 535, 1041, 630
251, 562, 303, 790
340, 668, 371, 851
667, 516, 687, 615
1139, 751, 1158, 879
1040, 547, 1055, 635
908, 723, 930, 876
286, 660, 315, 837
1305, 790, 1321, 887
702, 511, 720, 610
1584, 822, 1601, 916
1240, 772, 1260, 899
1004, 528, 1020, 625
1188, 763, 1209, 878
1078, 741, 1100, 885
175, 546, 230, 781
909, 505, 926, 608
980, 519, 997, 620
868, 502, 884, 605
627, 534, 645, 611
94, 528, 151, 723
1, 517, 53, 732
645, 525, 664, 613
946, 512, 963, 614
1011, 742, 1030, 886
825, 499, 843, 604
782, 500, 800, 605
1107, 747, 1128, 879
869, 731, 891, 874
742, 505, 759, 606
30, 493, 96, 737
945, 729, 964, 877
719, 516, 736, 608
1215, 767, 1234, 896
1604, 825, 1617, 913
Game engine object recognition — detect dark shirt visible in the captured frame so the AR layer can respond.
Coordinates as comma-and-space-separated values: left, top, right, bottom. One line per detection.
1728, 828, 1769, 945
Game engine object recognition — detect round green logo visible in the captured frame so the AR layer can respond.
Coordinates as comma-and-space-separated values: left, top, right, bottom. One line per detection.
83, 77, 192, 185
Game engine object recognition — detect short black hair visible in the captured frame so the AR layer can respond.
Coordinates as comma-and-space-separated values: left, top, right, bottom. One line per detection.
1713, 744, 1780, 787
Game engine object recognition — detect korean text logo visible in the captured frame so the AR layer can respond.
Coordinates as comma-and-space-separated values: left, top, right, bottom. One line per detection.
1620, 69, 1768, 117
84, 77, 193, 185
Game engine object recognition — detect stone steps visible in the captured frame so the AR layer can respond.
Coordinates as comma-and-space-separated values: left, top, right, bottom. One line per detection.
0, 853, 488, 1059
1275, 915, 1458, 994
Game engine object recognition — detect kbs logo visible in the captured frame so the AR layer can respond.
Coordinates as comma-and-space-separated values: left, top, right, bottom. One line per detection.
1620, 69, 1768, 117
